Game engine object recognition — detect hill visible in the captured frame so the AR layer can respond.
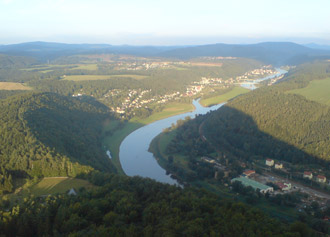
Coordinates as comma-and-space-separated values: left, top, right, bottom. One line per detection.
197, 61, 330, 164
159, 42, 330, 66
1, 41, 330, 65
0, 92, 116, 193
0, 54, 36, 69
0, 41, 179, 62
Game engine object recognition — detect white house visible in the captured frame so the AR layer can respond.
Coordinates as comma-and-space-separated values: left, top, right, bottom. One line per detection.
266, 159, 274, 167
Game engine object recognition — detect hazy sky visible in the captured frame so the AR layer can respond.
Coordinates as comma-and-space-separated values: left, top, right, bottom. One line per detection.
1, 0, 330, 45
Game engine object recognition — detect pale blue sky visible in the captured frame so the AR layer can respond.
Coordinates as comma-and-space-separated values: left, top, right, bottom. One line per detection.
1, 0, 329, 45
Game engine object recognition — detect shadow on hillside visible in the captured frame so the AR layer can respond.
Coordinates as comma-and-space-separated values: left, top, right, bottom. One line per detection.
23, 95, 124, 175
203, 106, 330, 168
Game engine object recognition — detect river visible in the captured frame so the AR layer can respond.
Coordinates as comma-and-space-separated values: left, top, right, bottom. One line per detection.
240, 68, 287, 90
119, 100, 224, 185
119, 68, 288, 185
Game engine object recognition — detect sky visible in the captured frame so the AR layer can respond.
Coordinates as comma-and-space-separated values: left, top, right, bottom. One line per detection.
1, 0, 330, 45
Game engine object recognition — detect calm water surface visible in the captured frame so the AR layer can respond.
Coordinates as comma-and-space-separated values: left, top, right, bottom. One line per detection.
119, 100, 224, 185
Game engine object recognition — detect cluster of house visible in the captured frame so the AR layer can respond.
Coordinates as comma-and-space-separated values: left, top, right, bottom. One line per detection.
265, 158, 283, 169
236, 66, 276, 80
113, 61, 187, 71
303, 171, 327, 183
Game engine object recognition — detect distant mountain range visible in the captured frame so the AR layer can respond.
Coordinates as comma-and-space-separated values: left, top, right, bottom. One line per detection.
0, 41, 329, 66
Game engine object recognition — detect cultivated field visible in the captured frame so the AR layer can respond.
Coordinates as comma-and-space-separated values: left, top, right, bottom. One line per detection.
70, 64, 98, 70
0, 82, 32, 90
200, 86, 249, 107
28, 177, 94, 196
288, 77, 330, 105
63, 74, 148, 81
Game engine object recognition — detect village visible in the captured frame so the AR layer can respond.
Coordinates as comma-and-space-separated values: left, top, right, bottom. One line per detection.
72, 66, 284, 118
201, 155, 330, 215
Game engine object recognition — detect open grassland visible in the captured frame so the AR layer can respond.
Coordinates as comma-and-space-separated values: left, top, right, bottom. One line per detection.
288, 77, 330, 105
200, 86, 249, 107
70, 64, 98, 70
103, 102, 194, 173
27, 177, 94, 196
0, 82, 32, 90
63, 74, 149, 81
136, 102, 194, 124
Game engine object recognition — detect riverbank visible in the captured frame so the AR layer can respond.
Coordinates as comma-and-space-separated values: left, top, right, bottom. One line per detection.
200, 86, 249, 107
103, 102, 194, 174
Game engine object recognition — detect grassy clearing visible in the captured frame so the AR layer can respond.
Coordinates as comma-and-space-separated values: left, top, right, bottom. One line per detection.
135, 102, 194, 124
70, 64, 98, 70
103, 102, 194, 174
200, 86, 249, 107
288, 77, 330, 105
27, 177, 94, 196
0, 82, 32, 90
63, 74, 148, 81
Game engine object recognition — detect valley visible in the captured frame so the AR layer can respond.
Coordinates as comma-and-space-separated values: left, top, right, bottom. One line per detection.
0, 42, 330, 235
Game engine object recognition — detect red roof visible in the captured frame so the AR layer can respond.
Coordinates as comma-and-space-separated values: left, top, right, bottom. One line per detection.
243, 170, 255, 176
266, 158, 273, 162
317, 175, 326, 180
276, 182, 289, 189
304, 171, 312, 175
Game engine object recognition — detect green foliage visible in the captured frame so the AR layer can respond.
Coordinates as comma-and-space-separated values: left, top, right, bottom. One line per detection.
0, 173, 307, 236
0, 92, 116, 192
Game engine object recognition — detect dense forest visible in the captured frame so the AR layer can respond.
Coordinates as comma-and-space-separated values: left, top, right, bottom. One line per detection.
0, 172, 315, 236
0, 92, 116, 193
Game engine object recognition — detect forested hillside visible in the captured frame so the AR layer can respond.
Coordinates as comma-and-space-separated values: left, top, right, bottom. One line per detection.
0, 54, 35, 69
164, 61, 330, 170
0, 173, 312, 236
203, 61, 330, 164
0, 92, 116, 193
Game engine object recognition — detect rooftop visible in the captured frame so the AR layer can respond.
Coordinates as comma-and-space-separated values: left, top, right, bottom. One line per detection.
232, 177, 272, 191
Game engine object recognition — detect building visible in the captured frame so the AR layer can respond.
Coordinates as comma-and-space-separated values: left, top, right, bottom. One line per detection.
303, 171, 313, 180
231, 177, 273, 194
266, 159, 274, 167
275, 163, 283, 169
276, 182, 291, 191
317, 175, 327, 183
201, 156, 215, 164
68, 188, 77, 196
243, 170, 256, 177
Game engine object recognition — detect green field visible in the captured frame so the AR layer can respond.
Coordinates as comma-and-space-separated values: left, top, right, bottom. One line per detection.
63, 74, 149, 81
0, 82, 32, 90
27, 177, 94, 196
134, 102, 194, 124
70, 64, 98, 70
288, 77, 330, 105
103, 102, 194, 173
200, 86, 250, 107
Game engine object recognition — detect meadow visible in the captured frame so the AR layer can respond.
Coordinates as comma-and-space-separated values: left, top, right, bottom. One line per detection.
288, 77, 330, 105
27, 177, 94, 196
200, 86, 249, 107
0, 82, 32, 90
